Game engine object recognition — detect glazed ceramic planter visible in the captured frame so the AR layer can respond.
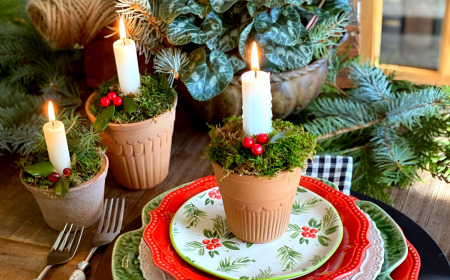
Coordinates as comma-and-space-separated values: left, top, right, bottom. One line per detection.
86, 93, 177, 190
177, 58, 328, 124
212, 162, 302, 244
22, 156, 108, 231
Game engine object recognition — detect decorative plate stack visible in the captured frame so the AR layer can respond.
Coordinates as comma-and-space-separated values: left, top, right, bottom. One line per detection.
112, 176, 421, 280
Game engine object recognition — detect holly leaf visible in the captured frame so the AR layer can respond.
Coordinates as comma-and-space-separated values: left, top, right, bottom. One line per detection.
266, 129, 296, 145
204, 229, 214, 238
308, 218, 318, 228
168, 13, 222, 45
222, 241, 240, 250
228, 55, 246, 73
180, 48, 234, 101
93, 105, 114, 132
209, 250, 215, 258
23, 161, 55, 177
54, 176, 69, 198
210, 0, 237, 13
254, 7, 302, 46
123, 97, 139, 114
160, 0, 206, 23
318, 235, 331, 246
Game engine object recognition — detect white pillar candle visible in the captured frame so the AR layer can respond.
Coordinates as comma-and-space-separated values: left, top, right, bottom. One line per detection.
43, 101, 71, 175
113, 18, 141, 96
241, 42, 273, 136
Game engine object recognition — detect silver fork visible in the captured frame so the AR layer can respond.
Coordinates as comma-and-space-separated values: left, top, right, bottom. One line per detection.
70, 198, 125, 280
34, 223, 84, 280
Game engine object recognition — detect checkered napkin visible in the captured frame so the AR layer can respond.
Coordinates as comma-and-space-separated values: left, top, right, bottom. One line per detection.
302, 155, 353, 195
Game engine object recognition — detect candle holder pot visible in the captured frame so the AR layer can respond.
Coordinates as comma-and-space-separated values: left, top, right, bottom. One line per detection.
212, 162, 302, 244
85, 93, 177, 190
22, 156, 109, 231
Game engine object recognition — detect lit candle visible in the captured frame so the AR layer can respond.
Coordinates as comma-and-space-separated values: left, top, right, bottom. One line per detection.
43, 101, 71, 175
113, 18, 141, 96
241, 42, 273, 136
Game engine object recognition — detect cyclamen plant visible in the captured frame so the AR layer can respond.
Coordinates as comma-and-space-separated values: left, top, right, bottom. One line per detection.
116, 0, 351, 101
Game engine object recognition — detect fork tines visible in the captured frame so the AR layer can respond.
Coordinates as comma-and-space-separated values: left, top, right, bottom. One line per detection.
52, 223, 84, 254
97, 198, 125, 234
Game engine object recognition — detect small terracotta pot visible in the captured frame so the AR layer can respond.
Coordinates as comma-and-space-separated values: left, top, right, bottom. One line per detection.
212, 162, 302, 244
22, 156, 108, 231
85, 93, 177, 190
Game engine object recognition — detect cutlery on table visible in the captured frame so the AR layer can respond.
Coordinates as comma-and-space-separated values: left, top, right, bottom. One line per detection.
34, 223, 84, 280
70, 198, 125, 280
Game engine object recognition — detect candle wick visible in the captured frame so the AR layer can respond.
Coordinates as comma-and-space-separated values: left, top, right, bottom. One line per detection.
123, 38, 125, 45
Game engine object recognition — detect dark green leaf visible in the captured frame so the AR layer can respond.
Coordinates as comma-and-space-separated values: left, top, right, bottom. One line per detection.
324, 225, 338, 235
228, 55, 246, 73
318, 235, 331, 246
214, 250, 219, 255
168, 13, 222, 45
297, 187, 308, 193
160, 0, 206, 23
266, 129, 296, 144
210, 0, 237, 13
222, 241, 240, 250
238, 21, 254, 62
211, 200, 215, 205
209, 250, 215, 258
305, 239, 309, 245
123, 97, 139, 114
315, 0, 352, 19
93, 105, 114, 131
246, 242, 253, 248
299, 237, 305, 244
206, 198, 210, 205
308, 218, 317, 227
54, 176, 69, 198
23, 161, 55, 177
247, 2, 257, 16
247, 0, 306, 8
204, 229, 214, 238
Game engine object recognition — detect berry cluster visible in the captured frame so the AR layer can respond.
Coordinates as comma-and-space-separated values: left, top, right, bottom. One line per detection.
208, 189, 222, 200
202, 238, 222, 250
100, 92, 123, 107
301, 226, 318, 238
242, 133, 269, 156
48, 168, 71, 183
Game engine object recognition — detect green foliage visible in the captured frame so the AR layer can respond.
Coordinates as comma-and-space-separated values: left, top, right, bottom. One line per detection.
120, 0, 351, 100
90, 73, 176, 127
276, 245, 303, 271
183, 202, 207, 228
21, 112, 106, 197
206, 116, 316, 178
217, 257, 255, 272
297, 50, 450, 204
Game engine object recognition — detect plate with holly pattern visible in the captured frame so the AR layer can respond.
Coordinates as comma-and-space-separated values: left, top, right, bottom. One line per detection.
169, 186, 344, 280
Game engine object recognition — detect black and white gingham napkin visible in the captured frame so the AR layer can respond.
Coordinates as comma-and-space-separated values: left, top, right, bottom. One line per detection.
302, 156, 353, 195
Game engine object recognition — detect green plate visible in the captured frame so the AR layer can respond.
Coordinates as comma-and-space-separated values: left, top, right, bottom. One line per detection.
355, 201, 408, 280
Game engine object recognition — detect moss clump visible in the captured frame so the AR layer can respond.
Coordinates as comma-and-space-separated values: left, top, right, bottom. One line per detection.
90, 72, 176, 124
206, 116, 316, 178
21, 113, 106, 190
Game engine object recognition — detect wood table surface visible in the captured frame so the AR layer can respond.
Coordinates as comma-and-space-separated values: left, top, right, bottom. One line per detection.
1, 102, 449, 280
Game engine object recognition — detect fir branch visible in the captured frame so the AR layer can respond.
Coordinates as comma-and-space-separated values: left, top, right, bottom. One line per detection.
276, 245, 303, 271
310, 12, 349, 59
349, 61, 392, 104
153, 48, 189, 86
325, 81, 349, 97
217, 257, 254, 272
313, 119, 380, 141
183, 203, 207, 228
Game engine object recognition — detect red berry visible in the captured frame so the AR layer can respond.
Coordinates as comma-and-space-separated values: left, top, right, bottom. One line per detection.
216, 189, 220, 195
48, 172, 60, 183
311, 234, 317, 238
208, 190, 216, 199
302, 232, 311, 238
63, 168, 71, 176
214, 243, 222, 248
211, 238, 219, 244
100, 96, 111, 107
310, 228, 318, 234
251, 144, 263, 156
206, 244, 215, 250
216, 195, 222, 200
242, 137, 254, 149
256, 133, 269, 144
107, 92, 117, 100
302, 226, 310, 231
202, 239, 210, 244
113, 96, 123, 106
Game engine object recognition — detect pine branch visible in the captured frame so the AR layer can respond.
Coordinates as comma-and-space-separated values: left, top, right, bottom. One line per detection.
349, 61, 392, 104
325, 81, 349, 97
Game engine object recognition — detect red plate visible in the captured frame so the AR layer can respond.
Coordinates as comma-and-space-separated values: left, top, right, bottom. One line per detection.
143, 176, 371, 280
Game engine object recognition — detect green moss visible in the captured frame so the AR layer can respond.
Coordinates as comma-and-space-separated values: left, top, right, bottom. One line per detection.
20, 112, 106, 190
90, 72, 176, 124
206, 116, 316, 178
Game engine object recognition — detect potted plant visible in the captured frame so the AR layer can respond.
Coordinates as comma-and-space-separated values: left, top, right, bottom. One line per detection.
85, 73, 177, 190
116, 0, 351, 123
21, 113, 108, 231
206, 116, 316, 243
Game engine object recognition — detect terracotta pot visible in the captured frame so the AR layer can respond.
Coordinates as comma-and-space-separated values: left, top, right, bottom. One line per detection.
177, 58, 328, 124
212, 162, 302, 244
85, 93, 177, 190
22, 156, 109, 231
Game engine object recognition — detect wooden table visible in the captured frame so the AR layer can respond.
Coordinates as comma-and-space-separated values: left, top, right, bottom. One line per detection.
1, 104, 449, 280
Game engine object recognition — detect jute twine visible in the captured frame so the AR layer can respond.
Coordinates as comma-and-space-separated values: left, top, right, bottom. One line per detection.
27, 0, 117, 49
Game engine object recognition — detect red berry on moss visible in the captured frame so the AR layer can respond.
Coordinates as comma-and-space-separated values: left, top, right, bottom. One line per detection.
251, 144, 263, 156
63, 168, 71, 176
113, 96, 123, 106
202, 239, 210, 244
206, 244, 215, 250
211, 238, 219, 244
48, 172, 60, 183
242, 137, 254, 149
107, 92, 117, 100
100, 97, 111, 107
256, 133, 269, 144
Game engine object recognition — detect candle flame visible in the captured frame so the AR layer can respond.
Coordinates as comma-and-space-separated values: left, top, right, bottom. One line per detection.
119, 18, 126, 40
48, 101, 55, 122
250, 42, 259, 72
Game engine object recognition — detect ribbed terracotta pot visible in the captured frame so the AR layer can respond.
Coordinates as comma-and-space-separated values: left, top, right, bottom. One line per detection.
212, 162, 302, 244
86, 93, 177, 190
22, 156, 108, 231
